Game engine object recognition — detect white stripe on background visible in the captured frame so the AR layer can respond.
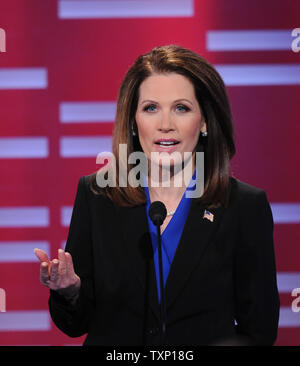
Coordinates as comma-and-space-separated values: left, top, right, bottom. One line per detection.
279, 307, 300, 327
0, 308, 295, 330
0, 68, 47, 89
207, 30, 294, 51
60, 136, 112, 157
0, 28, 6, 53
61, 206, 72, 227
58, 0, 194, 19
60, 201, 300, 224
0, 241, 50, 262
0, 137, 49, 158
0, 311, 50, 331
270, 203, 300, 224
0, 207, 49, 228
60, 101, 116, 123
215, 64, 300, 86
277, 273, 300, 293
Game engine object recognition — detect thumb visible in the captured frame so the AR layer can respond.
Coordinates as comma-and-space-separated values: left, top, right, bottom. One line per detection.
34, 248, 50, 263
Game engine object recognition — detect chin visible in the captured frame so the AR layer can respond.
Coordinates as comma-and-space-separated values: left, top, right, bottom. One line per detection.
150, 158, 184, 172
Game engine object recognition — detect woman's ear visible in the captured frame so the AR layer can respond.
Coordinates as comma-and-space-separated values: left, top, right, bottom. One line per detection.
200, 120, 207, 134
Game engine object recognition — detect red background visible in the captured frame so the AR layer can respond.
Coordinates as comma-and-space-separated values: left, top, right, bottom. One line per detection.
0, 0, 299, 345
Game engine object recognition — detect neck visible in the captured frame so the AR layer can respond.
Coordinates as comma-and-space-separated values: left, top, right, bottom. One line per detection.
147, 156, 195, 203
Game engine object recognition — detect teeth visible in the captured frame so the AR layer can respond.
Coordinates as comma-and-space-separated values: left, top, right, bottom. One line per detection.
158, 141, 176, 146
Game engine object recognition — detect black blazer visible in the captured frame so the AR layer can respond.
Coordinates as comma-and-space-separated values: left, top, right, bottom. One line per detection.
49, 173, 280, 346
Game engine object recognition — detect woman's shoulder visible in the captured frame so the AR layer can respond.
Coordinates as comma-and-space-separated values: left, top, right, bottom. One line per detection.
83, 171, 97, 185
229, 175, 269, 204
78, 171, 112, 204
228, 176, 274, 228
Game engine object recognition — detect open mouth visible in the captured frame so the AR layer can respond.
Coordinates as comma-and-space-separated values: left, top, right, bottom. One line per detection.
155, 139, 180, 147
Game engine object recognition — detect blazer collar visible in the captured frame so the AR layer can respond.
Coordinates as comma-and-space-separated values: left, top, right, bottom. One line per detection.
118, 197, 226, 323
165, 199, 226, 311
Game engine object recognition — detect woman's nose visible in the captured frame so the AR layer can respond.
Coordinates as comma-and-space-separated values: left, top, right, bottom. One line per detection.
158, 112, 174, 131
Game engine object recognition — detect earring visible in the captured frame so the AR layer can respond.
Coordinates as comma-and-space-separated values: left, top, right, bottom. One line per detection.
201, 131, 208, 137
131, 119, 137, 136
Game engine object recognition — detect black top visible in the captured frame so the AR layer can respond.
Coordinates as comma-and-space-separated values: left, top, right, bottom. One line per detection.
49, 174, 280, 346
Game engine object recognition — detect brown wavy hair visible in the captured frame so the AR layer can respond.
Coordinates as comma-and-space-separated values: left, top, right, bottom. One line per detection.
89, 45, 236, 209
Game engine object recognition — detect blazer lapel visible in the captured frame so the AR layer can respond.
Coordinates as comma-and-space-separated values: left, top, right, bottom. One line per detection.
165, 199, 226, 311
117, 198, 226, 322
117, 203, 161, 322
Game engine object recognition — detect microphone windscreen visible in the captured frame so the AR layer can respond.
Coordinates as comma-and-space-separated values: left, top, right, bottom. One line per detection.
149, 201, 167, 226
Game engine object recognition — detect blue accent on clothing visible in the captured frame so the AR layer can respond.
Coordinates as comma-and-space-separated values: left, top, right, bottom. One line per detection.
144, 170, 197, 304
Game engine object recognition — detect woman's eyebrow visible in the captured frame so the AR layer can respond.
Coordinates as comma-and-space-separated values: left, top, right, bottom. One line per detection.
140, 99, 157, 105
140, 98, 193, 105
173, 98, 193, 105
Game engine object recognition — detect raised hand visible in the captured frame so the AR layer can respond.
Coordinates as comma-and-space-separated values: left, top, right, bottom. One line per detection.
34, 248, 81, 300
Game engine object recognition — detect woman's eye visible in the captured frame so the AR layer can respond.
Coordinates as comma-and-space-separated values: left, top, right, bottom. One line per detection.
176, 104, 190, 112
144, 104, 157, 112
142, 104, 190, 112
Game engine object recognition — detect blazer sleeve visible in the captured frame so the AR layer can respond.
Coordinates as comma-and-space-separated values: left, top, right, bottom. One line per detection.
233, 189, 280, 345
48, 176, 95, 337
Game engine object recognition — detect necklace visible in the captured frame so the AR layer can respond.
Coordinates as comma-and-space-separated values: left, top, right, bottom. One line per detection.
167, 210, 176, 217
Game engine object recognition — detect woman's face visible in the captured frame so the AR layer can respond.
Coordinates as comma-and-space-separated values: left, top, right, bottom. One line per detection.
135, 72, 206, 169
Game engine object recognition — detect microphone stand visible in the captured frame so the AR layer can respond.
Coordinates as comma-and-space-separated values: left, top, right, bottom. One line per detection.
156, 224, 166, 346
148, 200, 167, 346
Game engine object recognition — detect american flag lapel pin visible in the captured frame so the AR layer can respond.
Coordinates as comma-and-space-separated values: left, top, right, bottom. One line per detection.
203, 209, 214, 222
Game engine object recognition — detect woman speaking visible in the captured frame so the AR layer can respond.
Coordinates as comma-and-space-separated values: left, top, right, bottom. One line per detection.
34, 45, 280, 346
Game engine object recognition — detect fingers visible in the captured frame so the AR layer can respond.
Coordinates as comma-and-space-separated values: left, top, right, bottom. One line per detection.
40, 262, 50, 286
65, 251, 75, 275
50, 259, 59, 282
34, 248, 50, 264
58, 249, 67, 275
37, 248, 77, 289
49, 250, 68, 284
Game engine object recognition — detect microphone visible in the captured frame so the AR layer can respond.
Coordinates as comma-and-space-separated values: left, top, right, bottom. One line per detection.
149, 201, 167, 226
148, 201, 167, 345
